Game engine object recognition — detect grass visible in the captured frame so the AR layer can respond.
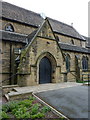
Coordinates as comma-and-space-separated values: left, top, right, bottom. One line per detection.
76, 80, 89, 83
1, 95, 61, 119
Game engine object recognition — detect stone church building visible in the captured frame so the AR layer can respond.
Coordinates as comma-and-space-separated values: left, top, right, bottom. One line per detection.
0, 1, 90, 86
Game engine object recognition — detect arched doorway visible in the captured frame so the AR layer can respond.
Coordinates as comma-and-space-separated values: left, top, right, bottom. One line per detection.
39, 57, 52, 84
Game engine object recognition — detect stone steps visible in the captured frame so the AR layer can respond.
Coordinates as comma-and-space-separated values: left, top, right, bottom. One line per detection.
5, 90, 33, 101
2, 85, 19, 95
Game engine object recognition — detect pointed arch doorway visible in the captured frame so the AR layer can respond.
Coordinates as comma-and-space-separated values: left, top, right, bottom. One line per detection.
39, 57, 52, 84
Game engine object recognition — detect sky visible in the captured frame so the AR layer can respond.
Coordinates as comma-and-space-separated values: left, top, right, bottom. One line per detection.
3, 0, 89, 37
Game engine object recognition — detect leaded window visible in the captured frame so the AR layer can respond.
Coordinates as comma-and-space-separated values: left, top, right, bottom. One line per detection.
5, 24, 14, 32
65, 54, 70, 72
82, 56, 88, 71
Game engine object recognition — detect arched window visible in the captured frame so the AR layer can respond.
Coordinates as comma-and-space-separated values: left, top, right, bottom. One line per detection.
5, 24, 14, 32
75, 55, 80, 66
82, 56, 88, 71
71, 39, 74, 45
65, 54, 70, 72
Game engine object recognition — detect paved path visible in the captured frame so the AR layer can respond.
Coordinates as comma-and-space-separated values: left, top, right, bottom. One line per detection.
35, 85, 89, 119
14, 82, 82, 93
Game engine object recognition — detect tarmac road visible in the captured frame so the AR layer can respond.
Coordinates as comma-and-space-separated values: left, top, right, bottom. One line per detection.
35, 85, 89, 119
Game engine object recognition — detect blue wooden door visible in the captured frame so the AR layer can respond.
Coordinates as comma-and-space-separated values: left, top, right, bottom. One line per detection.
39, 57, 52, 84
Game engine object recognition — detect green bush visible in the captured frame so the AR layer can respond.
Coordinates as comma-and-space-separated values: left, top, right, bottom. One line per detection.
2, 103, 10, 112
0, 111, 10, 119
2, 101, 19, 112
53, 118, 65, 120
14, 107, 28, 118
41, 106, 51, 113
12, 108, 18, 115
31, 112, 45, 119
60, 117, 66, 120
20, 112, 30, 118
12, 105, 24, 114
8, 101, 19, 110
30, 104, 40, 115
18, 99, 32, 107
29, 96, 36, 101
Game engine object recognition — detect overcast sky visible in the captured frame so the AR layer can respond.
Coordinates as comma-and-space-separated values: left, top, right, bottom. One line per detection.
3, 0, 89, 37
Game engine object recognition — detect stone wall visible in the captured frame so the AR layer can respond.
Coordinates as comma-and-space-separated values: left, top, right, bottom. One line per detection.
1, 19, 36, 35
56, 34, 86, 48
18, 37, 66, 86
2, 41, 23, 85
63, 50, 90, 82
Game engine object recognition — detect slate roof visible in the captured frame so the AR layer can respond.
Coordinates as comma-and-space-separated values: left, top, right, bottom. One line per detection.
27, 30, 38, 43
1, 1, 85, 41
83, 36, 90, 47
0, 30, 27, 43
2, 1, 43, 27
48, 18, 86, 41
82, 36, 88, 41
60, 42, 90, 53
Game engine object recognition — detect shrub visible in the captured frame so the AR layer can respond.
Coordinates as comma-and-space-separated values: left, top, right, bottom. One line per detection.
12, 105, 24, 114
2, 101, 19, 113
12, 108, 18, 114
20, 112, 30, 118
41, 106, 51, 113
53, 117, 65, 120
18, 99, 32, 107
15, 111, 30, 119
60, 117, 66, 120
0, 111, 10, 119
14, 107, 28, 118
2, 103, 10, 112
30, 104, 40, 115
8, 101, 19, 111
29, 96, 36, 101
31, 112, 45, 119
